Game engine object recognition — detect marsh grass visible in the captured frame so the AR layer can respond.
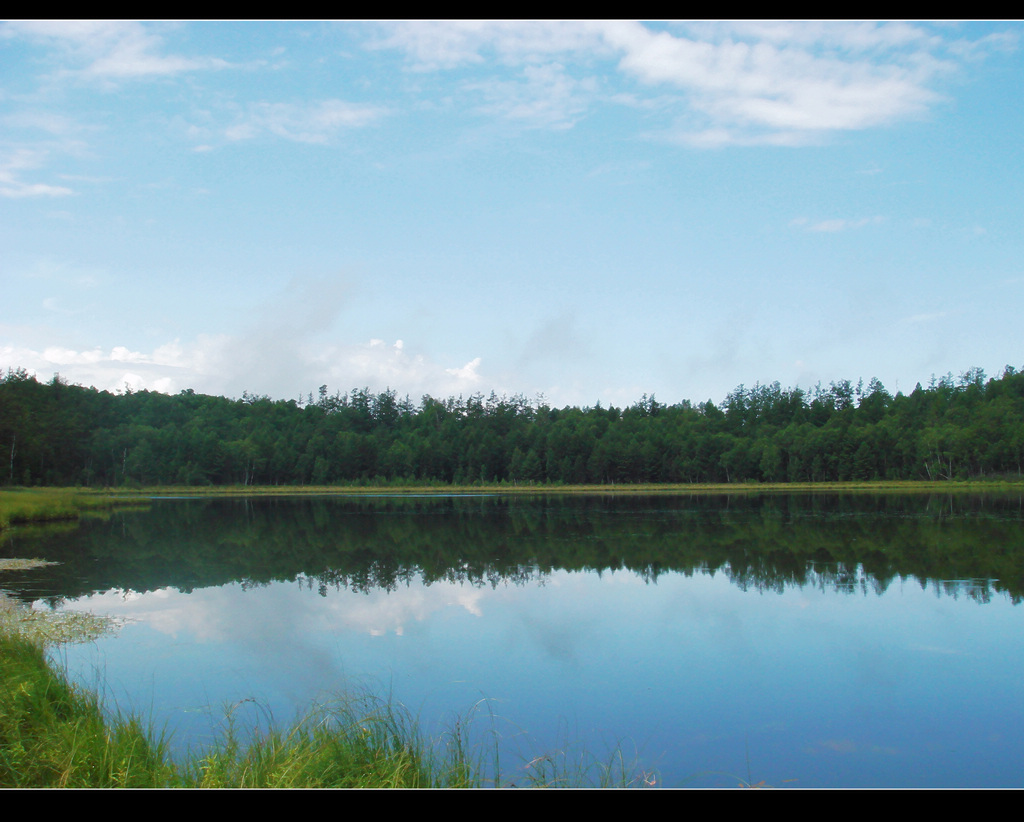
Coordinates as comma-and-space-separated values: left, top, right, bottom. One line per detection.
110, 478, 1024, 499
0, 488, 145, 531
513, 742, 654, 788
0, 594, 121, 646
0, 632, 174, 787
0, 630, 477, 788
4, 479, 1016, 530
182, 695, 484, 788
492, 714, 656, 789
0, 561, 122, 646
0, 629, 653, 788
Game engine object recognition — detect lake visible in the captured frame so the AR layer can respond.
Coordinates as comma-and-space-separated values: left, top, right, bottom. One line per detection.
3, 491, 1024, 787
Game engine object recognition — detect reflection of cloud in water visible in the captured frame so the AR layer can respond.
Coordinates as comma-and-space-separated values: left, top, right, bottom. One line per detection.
330, 584, 487, 636
64, 587, 210, 639
63, 578, 490, 642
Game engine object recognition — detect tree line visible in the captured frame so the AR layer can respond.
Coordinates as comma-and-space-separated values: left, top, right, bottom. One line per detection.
1, 364, 1022, 487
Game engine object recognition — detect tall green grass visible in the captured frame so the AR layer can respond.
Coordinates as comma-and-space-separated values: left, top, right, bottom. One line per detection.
0, 488, 144, 531
0, 633, 174, 787
0, 631, 651, 788
0, 631, 479, 787
182, 698, 485, 788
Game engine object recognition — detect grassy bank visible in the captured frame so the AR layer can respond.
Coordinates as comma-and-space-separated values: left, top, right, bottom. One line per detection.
0, 632, 175, 787
106, 478, 1024, 498
0, 488, 146, 531
0, 631, 503, 787
0, 627, 645, 788
5, 478, 1018, 528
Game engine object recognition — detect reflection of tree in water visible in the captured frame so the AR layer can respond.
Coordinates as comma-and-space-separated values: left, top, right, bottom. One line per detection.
298, 559, 546, 596
4, 493, 1022, 606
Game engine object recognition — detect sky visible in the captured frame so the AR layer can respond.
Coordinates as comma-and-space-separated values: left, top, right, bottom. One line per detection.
2, 20, 1023, 409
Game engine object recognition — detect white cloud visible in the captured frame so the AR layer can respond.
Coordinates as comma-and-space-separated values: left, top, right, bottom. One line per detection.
317, 338, 488, 398
903, 311, 949, 324
373, 20, 609, 70
602, 21, 943, 143
466, 62, 596, 129
6, 21, 1003, 148
0, 149, 74, 198
2, 20, 227, 82
223, 99, 387, 144
444, 357, 482, 383
700, 20, 936, 52
1, 334, 490, 402
2, 111, 81, 135
375, 20, 998, 145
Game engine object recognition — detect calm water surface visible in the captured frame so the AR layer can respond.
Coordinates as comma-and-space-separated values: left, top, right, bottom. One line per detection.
4, 492, 1024, 787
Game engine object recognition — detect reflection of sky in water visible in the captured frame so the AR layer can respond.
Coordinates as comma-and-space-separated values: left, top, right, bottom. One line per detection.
54, 569, 1024, 787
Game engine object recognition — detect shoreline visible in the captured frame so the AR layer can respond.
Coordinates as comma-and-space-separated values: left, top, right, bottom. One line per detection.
4, 479, 1023, 531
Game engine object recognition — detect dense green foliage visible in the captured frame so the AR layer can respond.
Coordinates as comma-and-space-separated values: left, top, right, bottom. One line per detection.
2, 365, 1023, 487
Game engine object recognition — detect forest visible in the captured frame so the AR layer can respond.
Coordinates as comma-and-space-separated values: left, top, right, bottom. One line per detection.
1, 364, 1022, 488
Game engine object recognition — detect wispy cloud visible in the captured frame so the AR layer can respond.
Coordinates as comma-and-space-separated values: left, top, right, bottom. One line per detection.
2, 111, 82, 135
466, 63, 597, 129
1, 334, 491, 401
2, 20, 228, 83
2, 274, 491, 399
0, 148, 74, 198
374, 20, 1008, 146
372, 20, 611, 71
903, 311, 949, 324
222, 99, 387, 144
597, 21, 950, 145
790, 216, 885, 233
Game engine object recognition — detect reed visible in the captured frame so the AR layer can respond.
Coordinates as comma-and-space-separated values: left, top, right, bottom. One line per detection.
0, 488, 143, 531
0, 631, 650, 788
0, 633, 174, 787
181, 692, 487, 788
107, 478, 1024, 499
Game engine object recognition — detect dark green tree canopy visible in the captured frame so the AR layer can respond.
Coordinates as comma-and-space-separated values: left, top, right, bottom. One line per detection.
2, 364, 1022, 487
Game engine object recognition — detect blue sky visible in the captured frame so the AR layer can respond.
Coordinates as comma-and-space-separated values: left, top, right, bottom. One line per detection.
3, 20, 1022, 408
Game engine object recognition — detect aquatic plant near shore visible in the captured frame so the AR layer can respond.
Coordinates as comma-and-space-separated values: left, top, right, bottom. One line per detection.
0, 559, 122, 645
0, 632, 174, 787
0, 488, 145, 532
0, 629, 655, 788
